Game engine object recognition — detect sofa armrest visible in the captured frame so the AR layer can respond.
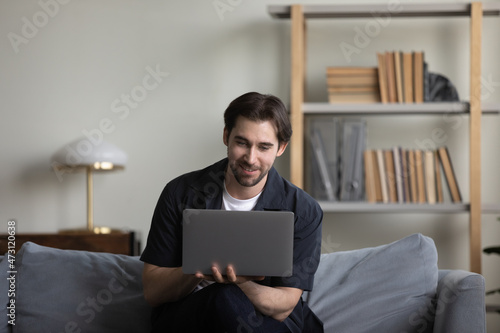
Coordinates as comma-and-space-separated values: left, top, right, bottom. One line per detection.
433, 269, 486, 333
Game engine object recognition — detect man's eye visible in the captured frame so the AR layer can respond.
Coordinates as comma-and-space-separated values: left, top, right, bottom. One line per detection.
259, 146, 271, 151
236, 141, 247, 146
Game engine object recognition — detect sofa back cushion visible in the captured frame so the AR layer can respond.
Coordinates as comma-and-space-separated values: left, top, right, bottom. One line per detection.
14, 242, 151, 333
303, 233, 438, 333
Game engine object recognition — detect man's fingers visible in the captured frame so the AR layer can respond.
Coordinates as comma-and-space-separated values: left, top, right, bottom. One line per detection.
211, 266, 227, 283
197, 266, 265, 285
226, 265, 237, 283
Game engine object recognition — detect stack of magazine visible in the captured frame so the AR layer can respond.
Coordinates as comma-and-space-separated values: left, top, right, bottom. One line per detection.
307, 117, 366, 202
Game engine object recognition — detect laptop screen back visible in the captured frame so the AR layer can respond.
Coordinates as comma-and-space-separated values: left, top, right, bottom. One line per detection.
182, 209, 294, 277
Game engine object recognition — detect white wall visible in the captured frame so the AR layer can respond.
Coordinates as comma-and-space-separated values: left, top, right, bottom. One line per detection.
1, 0, 499, 330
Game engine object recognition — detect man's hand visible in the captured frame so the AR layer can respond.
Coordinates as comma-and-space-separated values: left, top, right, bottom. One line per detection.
196, 265, 302, 322
142, 264, 202, 306
195, 265, 264, 284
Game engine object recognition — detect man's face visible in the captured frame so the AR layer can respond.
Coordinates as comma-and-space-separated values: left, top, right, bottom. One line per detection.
223, 116, 287, 196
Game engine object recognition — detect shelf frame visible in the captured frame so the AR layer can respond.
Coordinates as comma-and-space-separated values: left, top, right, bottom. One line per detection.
269, 2, 497, 274
469, 2, 482, 274
319, 202, 500, 214
290, 5, 306, 188
302, 102, 500, 115
318, 202, 470, 213
269, 3, 500, 19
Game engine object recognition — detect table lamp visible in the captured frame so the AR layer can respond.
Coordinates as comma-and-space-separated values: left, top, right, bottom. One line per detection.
52, 138, 127, 234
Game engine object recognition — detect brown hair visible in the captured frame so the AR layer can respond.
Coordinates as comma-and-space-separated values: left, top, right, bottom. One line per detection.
223, 92, 292, 146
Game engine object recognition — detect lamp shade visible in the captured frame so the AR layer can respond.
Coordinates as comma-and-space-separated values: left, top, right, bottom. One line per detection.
52, 137, 127, 170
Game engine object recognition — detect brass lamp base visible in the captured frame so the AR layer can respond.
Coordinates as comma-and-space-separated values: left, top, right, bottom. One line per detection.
56, 165, 125, 236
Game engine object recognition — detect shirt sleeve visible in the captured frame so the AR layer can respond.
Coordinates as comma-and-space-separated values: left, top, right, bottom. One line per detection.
140, 181, 184, 267
263, 200, 323, 291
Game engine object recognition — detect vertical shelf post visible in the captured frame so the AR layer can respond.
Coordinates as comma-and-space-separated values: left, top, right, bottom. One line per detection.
290, 5, 306, 188
469, 2, 482, 274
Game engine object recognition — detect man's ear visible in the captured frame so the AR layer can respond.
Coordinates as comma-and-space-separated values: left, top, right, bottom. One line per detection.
223, 127, 229, 146
276, 142, 289, 157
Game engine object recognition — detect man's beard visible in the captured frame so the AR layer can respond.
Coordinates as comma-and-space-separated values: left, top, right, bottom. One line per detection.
229, 161, 268, 188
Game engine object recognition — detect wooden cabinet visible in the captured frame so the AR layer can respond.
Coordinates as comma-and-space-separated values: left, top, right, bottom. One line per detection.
268, 2, 500, 273
0, 231, 140, 256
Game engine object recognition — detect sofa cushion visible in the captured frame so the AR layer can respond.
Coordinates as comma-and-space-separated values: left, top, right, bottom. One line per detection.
14, 242, 151, 333
303, 233, 438, 333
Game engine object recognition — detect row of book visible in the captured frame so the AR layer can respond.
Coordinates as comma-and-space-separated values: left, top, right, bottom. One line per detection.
307, 116, 462, 204
376, 50, 426, 104
325, 50, 429, 104
326, 67, 380, 104
364, 146, 462, 204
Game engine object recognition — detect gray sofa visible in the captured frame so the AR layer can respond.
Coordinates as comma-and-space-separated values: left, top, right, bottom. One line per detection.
0, 233, 485, 332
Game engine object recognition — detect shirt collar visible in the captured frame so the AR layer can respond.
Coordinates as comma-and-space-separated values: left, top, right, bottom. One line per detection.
253, 166, 288, 211
189, 158, 288, 211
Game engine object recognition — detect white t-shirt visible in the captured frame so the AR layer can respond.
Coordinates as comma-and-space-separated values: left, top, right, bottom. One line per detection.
222, 181, 262, 211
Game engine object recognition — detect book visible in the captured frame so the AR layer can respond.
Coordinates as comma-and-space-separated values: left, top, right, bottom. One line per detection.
385, 52, 398, 103
328, 86, 378, 93
384, 149, 397, 203
372, 150, 383, 202
415, 150, 426, 203
402, 52, 414, 103
364, 150, 377, 203
424, 150, 436, 204
326, 76, 379, 87
377, 53, 389, 103
413, 51, 424, 103
308, 117, 340, 201
393, 146, 404, 203
394, 51, 404, 103
423, 62, 431, 102
310, 128, 336, 201
326, 67, 378, 76
408, 149, 418, 203
340, 119, 366, 201
328, 93, 380, 104
434, 150, 444, 203
401, 148, 411, 202
376, 149, 389, 203
437, 146, 462, 202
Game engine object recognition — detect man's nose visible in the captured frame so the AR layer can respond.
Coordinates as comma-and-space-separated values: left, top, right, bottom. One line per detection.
245, 147, 257, 164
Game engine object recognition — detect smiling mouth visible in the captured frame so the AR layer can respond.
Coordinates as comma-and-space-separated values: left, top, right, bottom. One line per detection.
240, 164, 258, 174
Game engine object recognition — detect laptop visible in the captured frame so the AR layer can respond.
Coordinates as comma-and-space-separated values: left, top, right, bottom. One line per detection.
182, 209, 294, 277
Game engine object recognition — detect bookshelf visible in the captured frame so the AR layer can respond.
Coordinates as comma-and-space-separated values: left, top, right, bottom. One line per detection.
268, 2, 500, 274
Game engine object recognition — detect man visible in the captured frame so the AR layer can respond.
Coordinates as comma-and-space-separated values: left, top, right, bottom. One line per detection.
141, 92, 323, 332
